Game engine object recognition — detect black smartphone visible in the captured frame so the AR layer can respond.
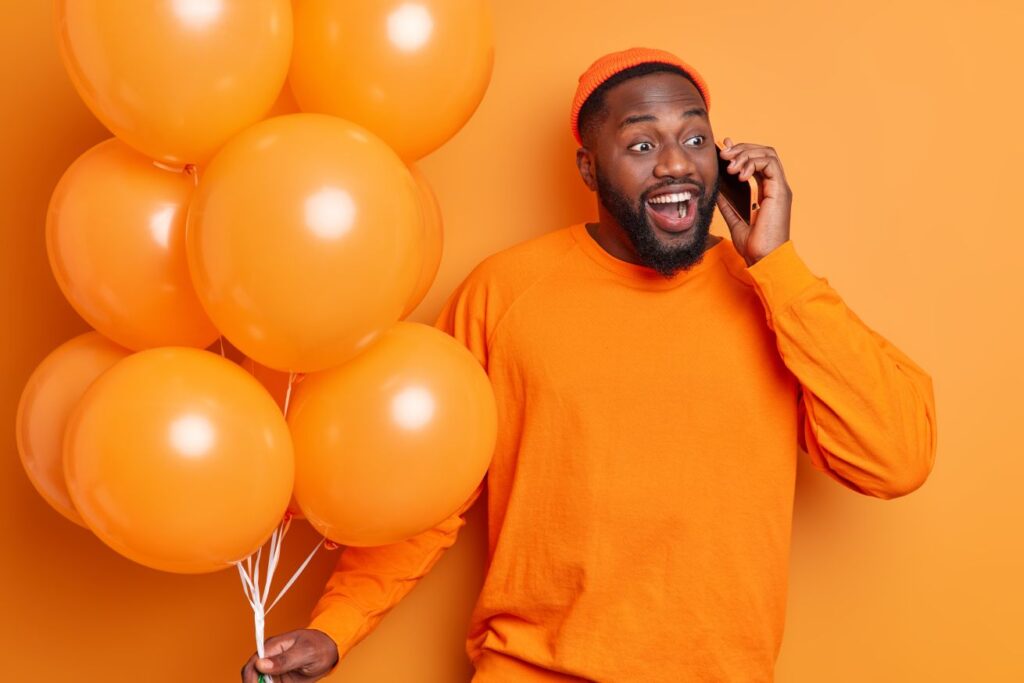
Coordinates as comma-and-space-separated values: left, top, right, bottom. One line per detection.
716, 144, 752, 224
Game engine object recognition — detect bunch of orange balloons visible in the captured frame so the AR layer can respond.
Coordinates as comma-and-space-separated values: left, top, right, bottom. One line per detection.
18, 0, 497, 575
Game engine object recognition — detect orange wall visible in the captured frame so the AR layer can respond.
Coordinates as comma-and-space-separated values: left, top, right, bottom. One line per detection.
2, 1, 1021, 681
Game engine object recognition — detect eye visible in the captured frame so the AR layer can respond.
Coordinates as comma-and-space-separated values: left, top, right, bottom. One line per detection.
628, 141, 654, 152
685, 135, 706, 147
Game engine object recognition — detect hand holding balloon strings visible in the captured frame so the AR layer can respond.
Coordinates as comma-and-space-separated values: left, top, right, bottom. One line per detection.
39, 4, 498, 680
236, 514, 326, 683
234, 367, 326, 683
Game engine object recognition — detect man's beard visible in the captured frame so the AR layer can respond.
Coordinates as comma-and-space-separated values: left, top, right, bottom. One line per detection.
595, 168, 720, 278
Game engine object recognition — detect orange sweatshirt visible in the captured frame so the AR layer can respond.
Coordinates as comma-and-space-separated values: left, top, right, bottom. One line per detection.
309, 223, 937, 682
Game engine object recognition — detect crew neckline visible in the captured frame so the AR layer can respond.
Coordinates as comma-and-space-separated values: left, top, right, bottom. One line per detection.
569, 222, 731, 290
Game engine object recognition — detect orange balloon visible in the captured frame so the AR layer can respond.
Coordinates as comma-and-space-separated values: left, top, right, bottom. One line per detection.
47, 138, 219, 351
401, 165, 445, 319
290, 0, 495, 160
187, 113, 423, 373
16, 332, 131, 528
64, 348, 294, 574
288, 322, 497, 547
54, 0, 293, 165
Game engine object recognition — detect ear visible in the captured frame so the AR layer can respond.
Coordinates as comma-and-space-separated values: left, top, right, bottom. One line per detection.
576, 147, 598, 192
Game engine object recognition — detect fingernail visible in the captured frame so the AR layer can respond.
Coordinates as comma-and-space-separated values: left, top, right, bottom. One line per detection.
257, 658, 273, 670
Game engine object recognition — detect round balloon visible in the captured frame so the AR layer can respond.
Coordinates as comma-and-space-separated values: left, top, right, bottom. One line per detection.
290, 0, 494, 160
187, 113, 423, 373
47, 138, 219, 351
64, 348, 294, 574
54, 0, 293, 165
401, 165, 444, 319
288, 322, 497, 546
16, 332, 131, 527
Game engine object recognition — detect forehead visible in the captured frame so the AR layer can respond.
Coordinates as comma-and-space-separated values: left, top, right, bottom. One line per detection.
603, 72, 707, 125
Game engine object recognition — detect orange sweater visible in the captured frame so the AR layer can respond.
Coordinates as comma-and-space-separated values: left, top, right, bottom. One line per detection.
309, 223, 937, 681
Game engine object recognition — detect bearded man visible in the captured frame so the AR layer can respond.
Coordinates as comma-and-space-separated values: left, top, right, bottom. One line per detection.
242, 47, 936, 683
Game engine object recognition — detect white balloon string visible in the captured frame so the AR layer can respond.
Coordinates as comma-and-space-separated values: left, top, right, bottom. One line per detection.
236, 517, 334, 683
218, 336, 226, 357
236, 561, 258, 611
266, 537, 325, 615
253, 540, 264, 594
282, 372, 297, 418
235, 367, 304, 682
262, 523, 286, 605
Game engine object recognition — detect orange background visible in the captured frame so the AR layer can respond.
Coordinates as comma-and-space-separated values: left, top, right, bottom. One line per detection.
2, 1, 1021, 681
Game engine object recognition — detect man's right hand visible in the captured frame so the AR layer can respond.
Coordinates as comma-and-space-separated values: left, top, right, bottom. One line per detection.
240, 629, 339, 682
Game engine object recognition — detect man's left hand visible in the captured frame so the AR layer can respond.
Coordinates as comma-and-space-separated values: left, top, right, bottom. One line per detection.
716, 138, 792, 267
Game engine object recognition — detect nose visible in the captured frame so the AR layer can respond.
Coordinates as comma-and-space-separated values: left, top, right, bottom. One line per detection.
653, 142, 698, 180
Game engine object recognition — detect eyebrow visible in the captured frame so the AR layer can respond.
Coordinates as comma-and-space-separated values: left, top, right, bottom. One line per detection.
618, 108, 708, 129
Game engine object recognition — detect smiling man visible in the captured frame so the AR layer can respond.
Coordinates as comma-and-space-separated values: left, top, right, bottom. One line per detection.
242, 48, 937, 682
576, 59, 726, 277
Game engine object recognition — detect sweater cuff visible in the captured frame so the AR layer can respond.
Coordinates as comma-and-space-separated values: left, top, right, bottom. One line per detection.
745, 240, 823, 328
307, 601, 367, 673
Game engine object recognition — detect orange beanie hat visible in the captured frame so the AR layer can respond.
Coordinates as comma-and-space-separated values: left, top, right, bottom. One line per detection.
570, 47, 711, 146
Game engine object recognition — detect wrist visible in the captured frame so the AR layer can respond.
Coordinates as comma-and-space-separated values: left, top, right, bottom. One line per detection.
308, 628, 340, 669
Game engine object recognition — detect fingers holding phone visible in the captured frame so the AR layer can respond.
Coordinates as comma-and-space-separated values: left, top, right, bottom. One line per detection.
716, 137, 794, 265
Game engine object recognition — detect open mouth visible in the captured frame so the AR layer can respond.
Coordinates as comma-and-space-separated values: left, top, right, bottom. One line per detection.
645, 190, 697, 233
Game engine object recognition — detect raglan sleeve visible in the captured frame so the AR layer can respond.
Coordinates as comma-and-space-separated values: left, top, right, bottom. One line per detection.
745, 240, 938, 500
306, 272, 491, 663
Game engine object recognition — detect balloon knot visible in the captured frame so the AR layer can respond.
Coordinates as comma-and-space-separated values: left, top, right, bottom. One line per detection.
184, 163, 199, 186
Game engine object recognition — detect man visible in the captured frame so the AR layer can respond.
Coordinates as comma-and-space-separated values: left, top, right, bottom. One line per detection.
241, 47, 937, 682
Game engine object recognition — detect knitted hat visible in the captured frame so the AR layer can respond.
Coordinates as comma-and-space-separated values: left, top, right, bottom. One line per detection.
570, 47, 711, 146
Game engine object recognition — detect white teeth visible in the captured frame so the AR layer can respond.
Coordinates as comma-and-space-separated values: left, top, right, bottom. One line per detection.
648, 191, 693, 204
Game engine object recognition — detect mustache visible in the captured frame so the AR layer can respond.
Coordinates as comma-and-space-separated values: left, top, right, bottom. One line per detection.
640, 180, 707, 203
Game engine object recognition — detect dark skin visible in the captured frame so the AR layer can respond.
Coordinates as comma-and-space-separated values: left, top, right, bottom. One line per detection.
576, 71, 793, 268
240, 70, 796, 683
239, 629, 337, 682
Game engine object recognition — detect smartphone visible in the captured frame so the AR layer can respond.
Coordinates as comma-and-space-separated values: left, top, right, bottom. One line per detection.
716, 144, 753, 224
